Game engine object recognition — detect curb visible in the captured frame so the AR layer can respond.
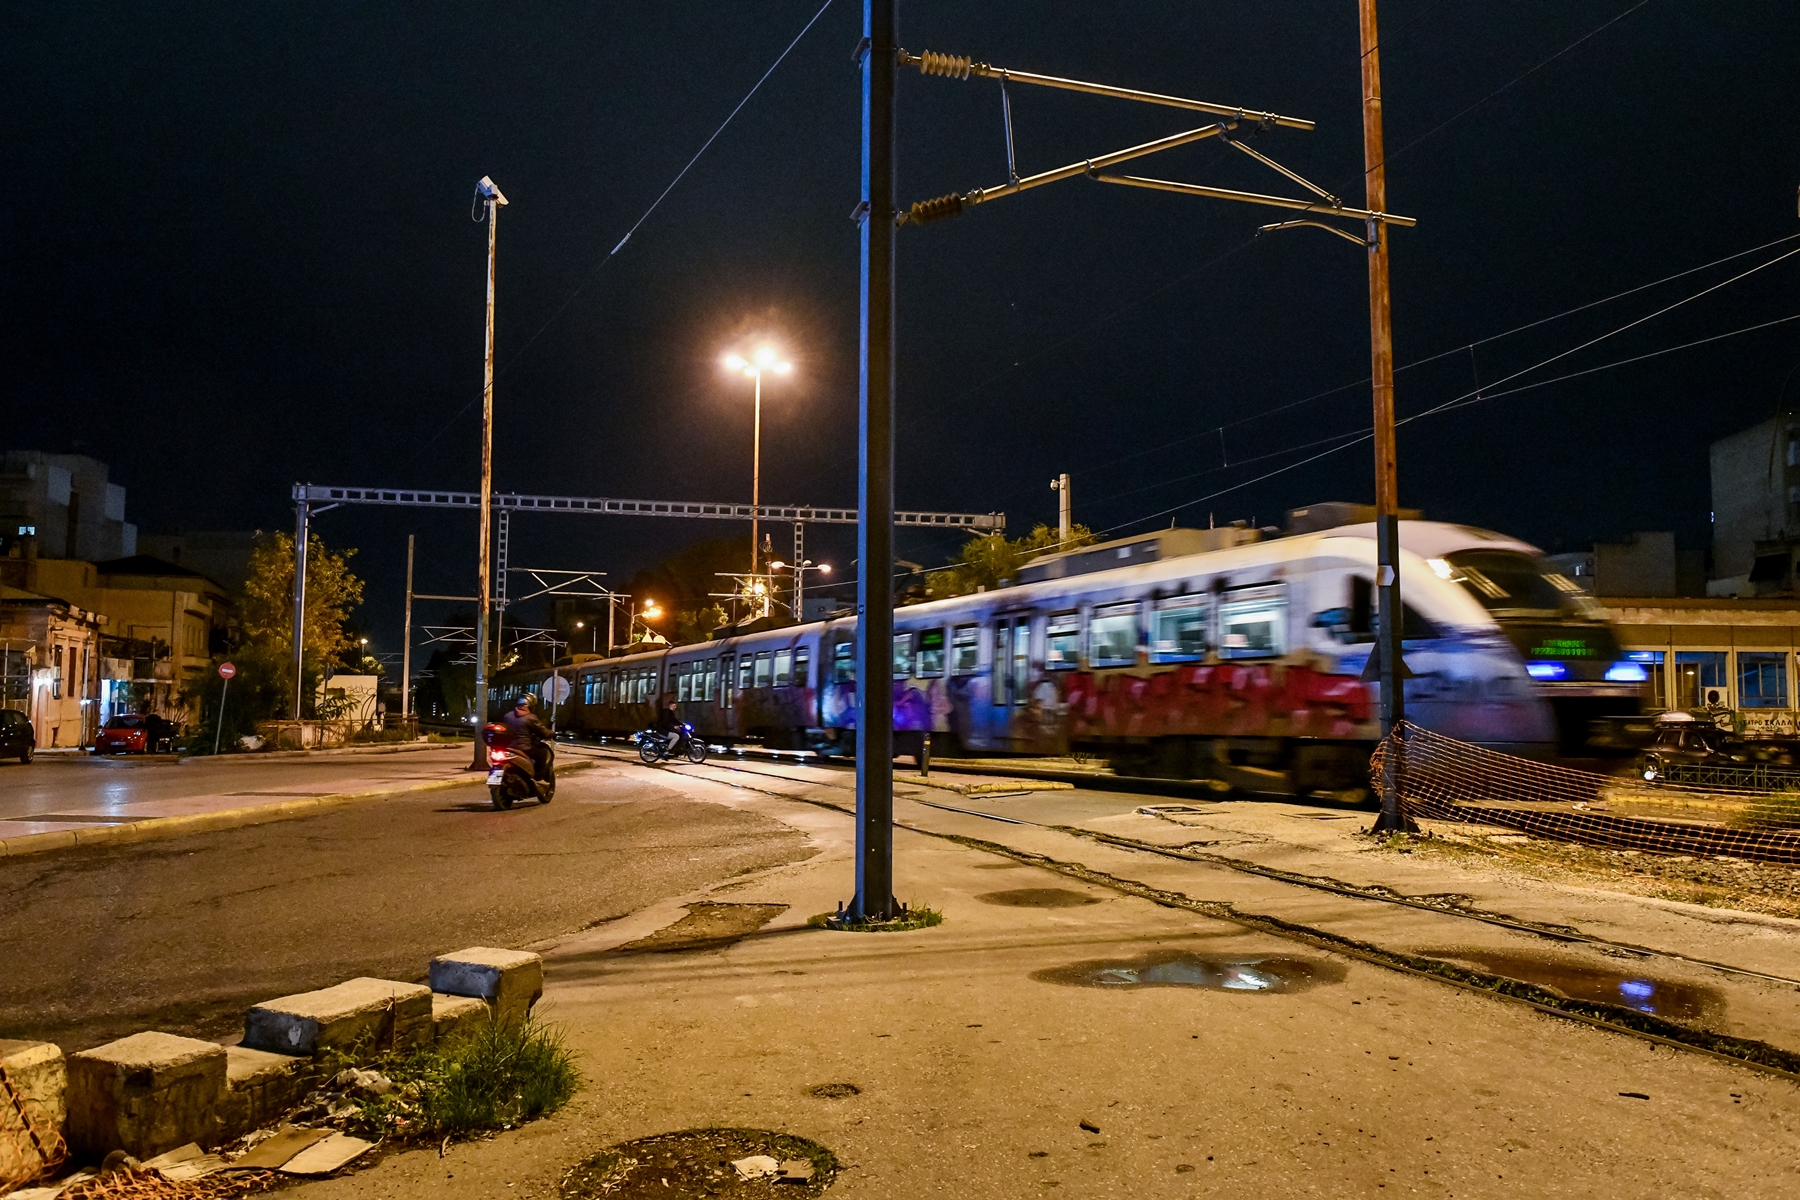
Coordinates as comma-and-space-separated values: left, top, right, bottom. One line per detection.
0, 759, 603, 860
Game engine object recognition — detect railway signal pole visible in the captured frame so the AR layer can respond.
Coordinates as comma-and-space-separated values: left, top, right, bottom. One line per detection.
1360, 0, 1414, 833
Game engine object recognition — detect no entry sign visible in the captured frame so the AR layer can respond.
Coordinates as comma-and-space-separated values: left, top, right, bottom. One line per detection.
218, 662, 236, 680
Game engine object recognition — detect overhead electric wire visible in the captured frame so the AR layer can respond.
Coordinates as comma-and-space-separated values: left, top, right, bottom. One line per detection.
1098, 246, 1800, 536
1079, 230, 1800, 479
397, 0, 838, 474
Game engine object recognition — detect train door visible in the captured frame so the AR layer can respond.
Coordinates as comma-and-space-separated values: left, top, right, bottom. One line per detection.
986, 612, 1033, 746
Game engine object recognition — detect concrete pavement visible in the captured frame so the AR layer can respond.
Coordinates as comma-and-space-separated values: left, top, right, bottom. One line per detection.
287, 758, 1800, 1199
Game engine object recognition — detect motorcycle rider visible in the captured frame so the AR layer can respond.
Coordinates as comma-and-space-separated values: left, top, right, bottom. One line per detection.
652, 699, 686, 760
503, 694, 554, 786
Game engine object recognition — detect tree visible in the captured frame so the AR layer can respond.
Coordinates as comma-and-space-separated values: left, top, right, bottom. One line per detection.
241, 532, 365, 702
926, 523, 1100, 599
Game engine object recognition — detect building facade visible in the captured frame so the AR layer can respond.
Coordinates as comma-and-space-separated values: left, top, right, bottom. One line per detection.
1602, 597, 1800, 736
0, 451, 137, 562
0, 584, 105, 748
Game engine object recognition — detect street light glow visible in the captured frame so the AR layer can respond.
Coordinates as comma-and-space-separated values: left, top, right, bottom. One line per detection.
818, 563, 832, 574
723, 353, 747, 371
754, 346, 777, 368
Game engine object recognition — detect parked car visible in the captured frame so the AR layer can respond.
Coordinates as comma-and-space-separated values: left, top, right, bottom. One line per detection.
93, 713, 176, 755
1635, 711, 1799, 781
0, 708, 33, 763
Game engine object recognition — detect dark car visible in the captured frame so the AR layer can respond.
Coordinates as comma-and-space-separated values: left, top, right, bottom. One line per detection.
1635, 714, 1799, 782
94, 713, 176, 755
0, 708, 33, 763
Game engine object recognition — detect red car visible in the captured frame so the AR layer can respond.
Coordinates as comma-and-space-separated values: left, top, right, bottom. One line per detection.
94, 714, 175, 755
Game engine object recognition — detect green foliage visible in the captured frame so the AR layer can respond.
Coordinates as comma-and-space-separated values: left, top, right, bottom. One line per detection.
926, 523, 1099, 599
348, 1017, 581, 1141
177, 644, 298, 754
625, 537, 758, 645
240, 531, 365, 705
808, 905, 945, 932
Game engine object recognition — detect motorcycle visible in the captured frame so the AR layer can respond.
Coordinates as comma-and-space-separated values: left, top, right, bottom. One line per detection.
636, 722, 707, 765
482, 723, 556, 810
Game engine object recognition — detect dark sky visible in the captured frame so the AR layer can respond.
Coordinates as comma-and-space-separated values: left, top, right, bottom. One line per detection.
7, 2, 1800, 649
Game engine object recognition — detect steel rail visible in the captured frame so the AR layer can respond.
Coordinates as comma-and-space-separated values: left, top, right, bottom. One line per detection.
1096, 173, 1418, 226
901, 49, 1314, 131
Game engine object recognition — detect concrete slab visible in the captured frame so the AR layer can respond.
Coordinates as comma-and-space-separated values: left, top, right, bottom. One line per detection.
429, 947, 542, 1028
243, 978, 432, 1057
0, 1039, 66, 1182
221, 1045, 314, 1137
65, 1032, 225, 1159
430, 994, 489, 1044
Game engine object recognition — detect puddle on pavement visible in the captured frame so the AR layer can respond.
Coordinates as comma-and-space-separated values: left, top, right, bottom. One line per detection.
614, 903, 788, 954
1431, 950, 1721, 1020
1034, 950, 1345, 993
976, 888, 1102, 908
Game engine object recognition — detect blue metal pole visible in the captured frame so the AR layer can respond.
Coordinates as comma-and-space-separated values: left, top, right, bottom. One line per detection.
850, 0, 898, 921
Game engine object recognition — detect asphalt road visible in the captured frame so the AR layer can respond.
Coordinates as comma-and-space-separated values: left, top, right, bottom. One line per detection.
0, 760, 816, 1050
0, 745, 480, 826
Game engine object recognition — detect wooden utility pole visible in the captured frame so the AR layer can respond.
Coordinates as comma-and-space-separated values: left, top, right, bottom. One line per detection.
472, 178, 506, 766
401, 534, 414, 725
1360, 0, 1413, 832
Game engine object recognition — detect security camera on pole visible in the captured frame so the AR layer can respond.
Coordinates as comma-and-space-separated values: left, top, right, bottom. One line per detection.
470, 175, 507, 768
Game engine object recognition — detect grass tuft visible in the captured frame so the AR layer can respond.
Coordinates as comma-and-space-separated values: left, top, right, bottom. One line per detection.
350, 1016, 580, 1140
807, 905, 944, 933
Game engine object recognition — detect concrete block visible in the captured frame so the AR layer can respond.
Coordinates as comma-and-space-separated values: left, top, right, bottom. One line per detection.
220, 1046, 315, 1138
0, 1039, 67, 1176
430, 993, 490, 1044
429, 947, 543, 1028
66, 1032, 226, 1159
243, 978, 433, 1057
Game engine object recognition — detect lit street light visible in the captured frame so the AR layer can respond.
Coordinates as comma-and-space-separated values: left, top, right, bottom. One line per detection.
722, 345, 792, 576
769, 558, 831, 619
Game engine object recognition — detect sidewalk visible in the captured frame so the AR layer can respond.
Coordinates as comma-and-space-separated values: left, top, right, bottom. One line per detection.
292, 761, 1800, 1199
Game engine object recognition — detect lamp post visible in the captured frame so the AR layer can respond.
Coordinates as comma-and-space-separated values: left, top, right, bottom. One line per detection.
722, 347, 792, 575
770, 559, 831, 619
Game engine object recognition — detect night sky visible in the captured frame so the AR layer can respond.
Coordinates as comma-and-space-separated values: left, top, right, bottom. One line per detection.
7, 2, 1800, 651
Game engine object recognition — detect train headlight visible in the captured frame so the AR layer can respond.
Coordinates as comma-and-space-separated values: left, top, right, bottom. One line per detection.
1604, 661, 1648, 683
1525, 661, 1568, 681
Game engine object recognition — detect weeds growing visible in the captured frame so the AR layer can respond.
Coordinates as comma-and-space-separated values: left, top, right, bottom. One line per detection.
348, 1017, 580, 1141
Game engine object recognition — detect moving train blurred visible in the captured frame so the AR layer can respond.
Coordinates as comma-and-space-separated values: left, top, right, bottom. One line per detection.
491, 509, 1641, 796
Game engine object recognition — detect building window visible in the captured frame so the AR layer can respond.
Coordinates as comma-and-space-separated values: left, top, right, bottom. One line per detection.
1625, 651, 1665, 710
1737, 652, 1789, 709
1673, 651, 1729, 708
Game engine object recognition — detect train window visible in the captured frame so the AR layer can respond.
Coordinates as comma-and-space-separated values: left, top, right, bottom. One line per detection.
993, 624, 1009, 694
893, 633, 914, 678
609, 670, 619, 704
794, 646, 810, 688
738, 656, 755, 691
951, 625, 980, 675
1046, 613, 1080, 670
720, 656, 733, 707
1151, 598, 1209, 663
754, 652, 772, 688
917, 628, 946, 677
1089, 603, 1139, 667
833, 641, 856, 683
1012, 620, 1030, 703
1219, 586, 1287, 659
704, 659, 718, 702
774, 649, 793, 687
677, 663, 692, 703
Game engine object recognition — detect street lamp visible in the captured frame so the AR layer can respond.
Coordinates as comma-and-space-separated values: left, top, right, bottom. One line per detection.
634, 598, 665, 644
722, 345, 793, 576
769, 559, 831, 619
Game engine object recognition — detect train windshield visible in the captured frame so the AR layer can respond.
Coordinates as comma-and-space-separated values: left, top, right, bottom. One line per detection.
1432, 550, 1602, 622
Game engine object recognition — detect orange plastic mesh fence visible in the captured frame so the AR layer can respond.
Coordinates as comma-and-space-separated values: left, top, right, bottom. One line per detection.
1370, 721, 1800, 865
0, 1062, 65, 1191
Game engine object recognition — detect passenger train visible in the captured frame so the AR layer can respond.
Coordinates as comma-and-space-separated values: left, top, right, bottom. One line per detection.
491, 519, 1641, 795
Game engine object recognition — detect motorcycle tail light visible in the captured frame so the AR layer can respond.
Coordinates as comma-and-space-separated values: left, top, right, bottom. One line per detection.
489, 749, 508, 765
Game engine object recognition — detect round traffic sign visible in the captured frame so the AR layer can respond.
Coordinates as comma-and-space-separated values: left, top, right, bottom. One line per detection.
542, 675, 571, 704
218, 662, 237, 680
